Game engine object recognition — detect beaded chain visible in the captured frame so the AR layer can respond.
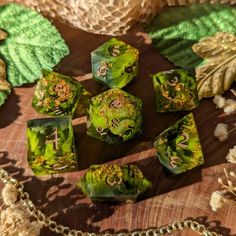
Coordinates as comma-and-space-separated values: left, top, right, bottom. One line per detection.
0, 167, 222, 236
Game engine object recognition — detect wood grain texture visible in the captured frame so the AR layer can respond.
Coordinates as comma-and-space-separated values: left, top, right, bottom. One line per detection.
0, 4, 236, 236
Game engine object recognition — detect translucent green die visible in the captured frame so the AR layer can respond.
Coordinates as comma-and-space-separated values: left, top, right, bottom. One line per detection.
77, 164, 151, 202
91, 38, 139, 88
32, 71, 83, 117
153, 113, 204, 175
27, 117, 77, 176
152, 69, 199, 112
87, 88, 142, 144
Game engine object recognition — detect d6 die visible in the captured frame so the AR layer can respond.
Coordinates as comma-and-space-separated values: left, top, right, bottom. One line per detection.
153, 113, 204, 175
27, 117, 77, 176
87, 88, 142, 144
152, 69, 199, 112
91, 38, 139, 88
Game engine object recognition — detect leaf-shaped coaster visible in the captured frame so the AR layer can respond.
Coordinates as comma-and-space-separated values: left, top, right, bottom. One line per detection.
147, 3, 236, 69
192, 32, 236, 99
0, 4, 69, 87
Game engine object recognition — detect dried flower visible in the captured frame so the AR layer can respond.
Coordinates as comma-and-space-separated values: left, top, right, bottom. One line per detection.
2, 183, 18, 206
226, 146, 236, 164
0, 184, 42, 236
210, 168, 236, 212
210, 190, 225, 212
224, 99, 236, 115
214, 123, 228, 142
213, 95, 226, 109
0, 205, 42, 236
213, 95, 236, 115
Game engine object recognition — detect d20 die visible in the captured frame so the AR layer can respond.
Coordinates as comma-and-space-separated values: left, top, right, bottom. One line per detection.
87, 88, 142, 144
77, 164, 151, 202
32, 71, 83, 117
153, 113, 204, 175
27, 117, 77, 176
91, 38, 139, 88
152, 69, 199, 112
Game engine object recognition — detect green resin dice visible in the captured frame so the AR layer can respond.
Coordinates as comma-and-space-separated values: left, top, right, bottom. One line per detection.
32, 71, 83, 117
153, 113, 204, 175
91, 38, 139, 88
27, 117, 77, 176
87, 88, 142, 144
77, 164, 151, 202
152, 69, 199, 112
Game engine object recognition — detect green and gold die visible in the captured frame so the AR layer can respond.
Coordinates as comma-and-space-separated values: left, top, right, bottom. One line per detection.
77, 164, 151, 202
87, 88, 142, 144
153, 113, 204, 175
27, 117, 77, 176
32, 71, 83, 117
91, 38, 139, 88
152, 69, 199, 112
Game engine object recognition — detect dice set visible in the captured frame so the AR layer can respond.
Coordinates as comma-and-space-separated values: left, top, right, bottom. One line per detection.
28, 38, 203, 202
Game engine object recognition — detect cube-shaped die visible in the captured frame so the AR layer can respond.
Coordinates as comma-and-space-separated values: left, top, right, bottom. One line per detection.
153, 113, 204, 175
27, 117, 77, 176
91, 38, 139, 88
152, 69, 199, 112
77, 164, 151, 202
87, 88, 142, 144
32, 71, 83, 117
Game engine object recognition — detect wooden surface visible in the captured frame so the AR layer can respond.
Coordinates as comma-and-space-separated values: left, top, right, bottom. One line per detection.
0, 7, 236, 236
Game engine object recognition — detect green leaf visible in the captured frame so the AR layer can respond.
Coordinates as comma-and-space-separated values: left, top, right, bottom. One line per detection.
0, 90, 10, 106
146, 3, 236, 69
0, 4, 69, 87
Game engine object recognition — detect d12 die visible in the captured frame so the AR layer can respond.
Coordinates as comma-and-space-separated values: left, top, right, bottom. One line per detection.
152, 69, 199, 112
32, 71, 83, 117
27, 117, 77, 176
87, 88, 142, 144
153, 113, 204, 175
91, 38, 139, 88
77, 164, 151, 202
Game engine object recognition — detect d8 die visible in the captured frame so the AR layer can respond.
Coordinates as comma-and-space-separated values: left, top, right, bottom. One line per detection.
27, 117, 77, 176
91, 38, 139, 88
152, 69, 199, 112
153, 113, 204, 175
77, 164, 151, 202
87, 88, 142, 144
32, 71, 83, 117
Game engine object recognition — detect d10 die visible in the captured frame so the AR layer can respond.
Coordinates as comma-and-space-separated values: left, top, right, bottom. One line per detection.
77, 164, 151, 202
32, 71, 83, 117
153, 113, 204, 175
152, 69, 199, 112
91, 38, 139, 88
87, 88, 142, 144
27, 117, 77, 176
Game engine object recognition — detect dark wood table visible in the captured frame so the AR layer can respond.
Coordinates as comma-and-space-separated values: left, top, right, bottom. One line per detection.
0, 4, 236, 236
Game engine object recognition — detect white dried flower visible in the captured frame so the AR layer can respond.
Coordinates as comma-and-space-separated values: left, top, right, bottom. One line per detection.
224, 99, 236, 115
213, 95, 236, 115
210, 190, 225, 212
0, 204, 42, 236
226, 146, 236, 164
214, 123, 229, 142
210, 168, 236, 212
2, 183, 18, 206
213, 95, 226, 109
